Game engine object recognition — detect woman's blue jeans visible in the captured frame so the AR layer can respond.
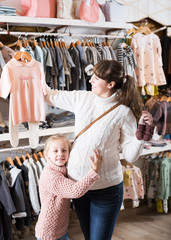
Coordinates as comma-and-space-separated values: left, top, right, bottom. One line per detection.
37, 232, 69, 240
73, 182, 123, 240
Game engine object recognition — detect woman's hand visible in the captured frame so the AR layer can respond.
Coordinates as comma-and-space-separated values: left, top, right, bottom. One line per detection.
89, 149, 103, 173
139, 111, 153, 126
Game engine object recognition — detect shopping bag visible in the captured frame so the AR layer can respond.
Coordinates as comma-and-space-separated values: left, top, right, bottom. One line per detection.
79, 0, 100, 23
56, 0, 79, 19
21, 0, 56, 18
101, 0, 126, 22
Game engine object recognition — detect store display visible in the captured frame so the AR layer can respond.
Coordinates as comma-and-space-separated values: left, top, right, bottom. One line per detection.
0, 3, 171, 239
56, 0, 79, 19
101, 0, 126, 22
21, 0, 56, 18
79, 0, 100, 23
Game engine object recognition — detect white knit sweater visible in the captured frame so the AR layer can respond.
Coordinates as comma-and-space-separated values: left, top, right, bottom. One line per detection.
46, 90, 144, 190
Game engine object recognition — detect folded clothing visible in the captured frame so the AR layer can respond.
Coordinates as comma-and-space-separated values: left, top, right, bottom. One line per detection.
0, 5, 16, 16
0, 125, 8, 134
46, 111, 75, 128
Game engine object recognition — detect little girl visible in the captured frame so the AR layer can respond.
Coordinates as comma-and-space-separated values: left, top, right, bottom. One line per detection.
35, 134, 102, 240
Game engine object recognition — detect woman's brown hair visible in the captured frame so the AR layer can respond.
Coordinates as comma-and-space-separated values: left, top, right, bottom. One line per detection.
93, 60, 142, 121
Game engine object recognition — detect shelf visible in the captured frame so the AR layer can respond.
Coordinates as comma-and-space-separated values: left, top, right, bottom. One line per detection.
1, 127, 170, 158
0, 16, 133, 31
0, 126, 75, 142
119, 143, 171, 159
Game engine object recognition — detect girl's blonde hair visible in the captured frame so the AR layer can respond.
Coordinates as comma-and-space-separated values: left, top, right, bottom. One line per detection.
43, 134, 72, 159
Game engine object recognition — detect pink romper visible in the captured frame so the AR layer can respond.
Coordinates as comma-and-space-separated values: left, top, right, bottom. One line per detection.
0, 57, 48, 148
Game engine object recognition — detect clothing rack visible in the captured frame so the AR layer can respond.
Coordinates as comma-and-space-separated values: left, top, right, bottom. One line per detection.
0, 143, 45, 153
0, 30, 132, 39
153, 26, 167, 34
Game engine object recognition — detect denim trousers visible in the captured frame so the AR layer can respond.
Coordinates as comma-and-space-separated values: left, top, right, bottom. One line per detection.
73, 182, 123, 240
37, 232, 70, 240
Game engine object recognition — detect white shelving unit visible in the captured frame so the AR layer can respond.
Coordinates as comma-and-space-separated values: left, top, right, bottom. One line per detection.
0, 126, 75, 142
0, 16, 133, 30
119, 143, 171, 159
0, 16, 170, 157
0, 15, 133, 150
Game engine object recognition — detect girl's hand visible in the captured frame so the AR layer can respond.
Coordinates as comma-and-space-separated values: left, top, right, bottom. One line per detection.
139, 111, 153, 126
89, 149, 103, 173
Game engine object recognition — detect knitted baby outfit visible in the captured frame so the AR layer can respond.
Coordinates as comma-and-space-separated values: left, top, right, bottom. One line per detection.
0, 58, 48, 148
136, 124, 154, 141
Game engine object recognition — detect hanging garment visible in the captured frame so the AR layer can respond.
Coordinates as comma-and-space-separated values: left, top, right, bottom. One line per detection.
76, 44, 87, 90
38, 157, 47, 168
60, 46, 76, 90
34, 45, 44, 65
16, 163, 32, 226
150, 101, 171, 135
0, 165, 16, 240
48, 46, 59, 89
55, 46, 65, 89
0, 51, 5, 77
23, 159, 41, 214
117, 43, 137, 80
0, 45, 15, 77
158, 157, 171, 201
6, 165, 31, 231
68, 46, 80, 90
131, 32, 166, 91
122, 165, 144, 208
108, 45, 117, 61
44, 46, 53, 86
161, 35, 171, 87
28, 157, 39, 187
20, 46, 35, 58
0, 58, 48, 148
35, 160, 43, 179
5, 166, 27, 218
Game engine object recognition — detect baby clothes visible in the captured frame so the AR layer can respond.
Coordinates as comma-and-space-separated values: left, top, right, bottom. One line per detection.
0, 57, 48, 148
136, 123, 154, 141
131, 32, 166, 94
122, 165, 144, 208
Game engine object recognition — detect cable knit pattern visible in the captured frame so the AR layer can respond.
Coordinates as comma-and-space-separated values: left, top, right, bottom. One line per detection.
45, 89, 144, 190
35, 160, 99, 240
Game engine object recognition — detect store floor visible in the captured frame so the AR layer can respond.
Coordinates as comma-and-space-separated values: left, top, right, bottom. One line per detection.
19, 206, 171, 240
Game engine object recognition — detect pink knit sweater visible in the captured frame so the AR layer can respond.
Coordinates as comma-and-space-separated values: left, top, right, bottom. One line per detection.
35, 160, 99, 240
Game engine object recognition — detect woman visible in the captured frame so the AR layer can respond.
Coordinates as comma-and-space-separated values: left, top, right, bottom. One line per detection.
45, 60, 152, 240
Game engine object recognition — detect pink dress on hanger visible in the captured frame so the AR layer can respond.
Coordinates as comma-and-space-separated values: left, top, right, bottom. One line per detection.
131, 32, 166, 90
0, 57, 48, 148
0, 57, 48, 125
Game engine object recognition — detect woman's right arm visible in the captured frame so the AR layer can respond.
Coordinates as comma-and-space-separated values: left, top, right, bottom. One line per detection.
45, 87, 77, 112
45, 87, 92, 113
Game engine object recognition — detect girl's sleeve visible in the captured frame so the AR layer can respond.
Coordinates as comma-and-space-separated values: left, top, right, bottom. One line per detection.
0, 65, 11, 99
50, 169, 99, 199
120, 109, 144, 163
